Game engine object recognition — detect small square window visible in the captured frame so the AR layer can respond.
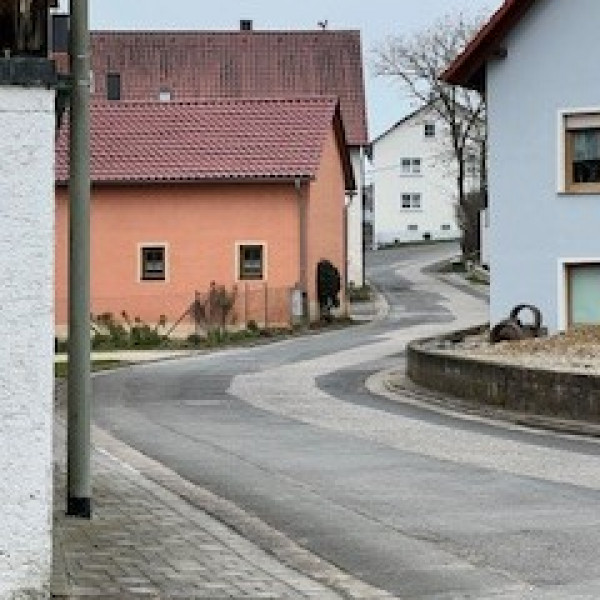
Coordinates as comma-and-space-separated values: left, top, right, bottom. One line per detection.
424, 122, 436, 138
141, 246, 166, 281
400, 158, 422, 175
441, 224, 451, 231
401, 193, 421, 209
239, 244, 264, 280
564, 113, 600, 192
408, 224, 418, 231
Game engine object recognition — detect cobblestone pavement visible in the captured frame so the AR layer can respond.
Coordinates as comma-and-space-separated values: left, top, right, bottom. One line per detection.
52, 423, 346, 599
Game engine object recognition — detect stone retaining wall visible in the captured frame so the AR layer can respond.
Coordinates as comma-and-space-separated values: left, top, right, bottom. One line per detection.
407, 326, 600, 423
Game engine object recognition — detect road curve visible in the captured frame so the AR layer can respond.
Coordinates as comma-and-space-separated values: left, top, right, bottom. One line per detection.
93, 244, 600, 599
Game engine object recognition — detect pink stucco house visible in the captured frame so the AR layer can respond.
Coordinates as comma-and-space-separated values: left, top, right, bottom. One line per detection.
53, 24, 369, 286
55, 97, 355, 336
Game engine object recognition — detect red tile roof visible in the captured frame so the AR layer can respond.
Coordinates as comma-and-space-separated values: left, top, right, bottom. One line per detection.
56, 29, 368, 147
442, 0, 536, 91
55, 97, 355, 189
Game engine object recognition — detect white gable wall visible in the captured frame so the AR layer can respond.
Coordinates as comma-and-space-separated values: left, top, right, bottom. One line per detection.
487, 0, 600, 332
346, 148, 365, 286
370, 107, 462, 247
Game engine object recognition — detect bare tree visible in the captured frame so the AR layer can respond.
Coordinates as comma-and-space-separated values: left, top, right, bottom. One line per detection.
372, 11, 488, 257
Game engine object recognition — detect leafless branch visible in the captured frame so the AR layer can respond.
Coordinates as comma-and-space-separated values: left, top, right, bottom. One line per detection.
372, 9, 490, 228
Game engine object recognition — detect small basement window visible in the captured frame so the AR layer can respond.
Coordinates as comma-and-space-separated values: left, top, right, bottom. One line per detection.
239, 244, 264, 280
564, 112, 600, 192
141, 246, 166, 281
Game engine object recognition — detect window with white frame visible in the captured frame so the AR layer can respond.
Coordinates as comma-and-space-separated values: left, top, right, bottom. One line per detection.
401, 193, 422, 209
564, 112, 600, 192
400, 157, 422, 175
239, 244, 264, 280
424, 122, 436, 138
141, 246, 166, 281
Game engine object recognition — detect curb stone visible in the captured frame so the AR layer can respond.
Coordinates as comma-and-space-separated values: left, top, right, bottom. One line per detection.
366, 367, 600, 441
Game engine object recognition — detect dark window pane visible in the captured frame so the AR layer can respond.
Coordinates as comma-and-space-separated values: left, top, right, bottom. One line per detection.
573, 160, 600, 183
572, 129, 600, 183
424, 123, 436, 138
52, 14, 69, 53
106, 72, 121, 101
141, 247, 165, 281
239, 245, 263, 280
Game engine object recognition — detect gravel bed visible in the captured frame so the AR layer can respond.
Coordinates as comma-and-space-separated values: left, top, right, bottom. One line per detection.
446, 326, 600, 375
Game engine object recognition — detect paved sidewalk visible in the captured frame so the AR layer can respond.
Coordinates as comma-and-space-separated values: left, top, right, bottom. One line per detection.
52, 421, 345, 599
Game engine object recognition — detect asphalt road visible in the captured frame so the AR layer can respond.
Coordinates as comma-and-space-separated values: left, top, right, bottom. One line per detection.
93, 243, 600, 599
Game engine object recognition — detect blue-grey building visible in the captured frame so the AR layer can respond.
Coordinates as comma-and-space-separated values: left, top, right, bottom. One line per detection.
445, 0, 600, 333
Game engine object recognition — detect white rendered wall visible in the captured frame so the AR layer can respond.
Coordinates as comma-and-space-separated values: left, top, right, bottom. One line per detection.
346, 148, 364, 286
0, 86, 55, 599
370, 108, 462, 246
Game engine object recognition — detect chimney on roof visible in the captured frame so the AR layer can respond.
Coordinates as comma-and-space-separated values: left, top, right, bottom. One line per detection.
240, 20, 253, 31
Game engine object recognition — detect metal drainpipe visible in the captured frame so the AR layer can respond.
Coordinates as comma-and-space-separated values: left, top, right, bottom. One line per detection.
295, 178, 308, 322
67, 0, 92, 519
359, 145, 367, 286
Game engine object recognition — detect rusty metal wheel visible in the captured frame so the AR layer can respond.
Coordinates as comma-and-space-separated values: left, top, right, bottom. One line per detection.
490, 319, 525, 344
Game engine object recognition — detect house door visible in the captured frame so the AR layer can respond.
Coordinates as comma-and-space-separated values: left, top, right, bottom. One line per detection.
567, 263, 600, 325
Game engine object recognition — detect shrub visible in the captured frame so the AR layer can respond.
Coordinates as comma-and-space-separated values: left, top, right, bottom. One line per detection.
91, 312, 166, 349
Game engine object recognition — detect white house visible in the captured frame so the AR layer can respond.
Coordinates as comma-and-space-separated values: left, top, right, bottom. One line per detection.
444, 0, 600, 333
369, 104, 478, 247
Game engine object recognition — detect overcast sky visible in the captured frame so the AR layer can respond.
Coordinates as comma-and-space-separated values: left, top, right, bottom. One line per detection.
69, 0, 503, 138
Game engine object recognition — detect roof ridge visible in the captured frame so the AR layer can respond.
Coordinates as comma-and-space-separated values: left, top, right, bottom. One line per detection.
90, 29, 360, 36
91, 96, 340, 109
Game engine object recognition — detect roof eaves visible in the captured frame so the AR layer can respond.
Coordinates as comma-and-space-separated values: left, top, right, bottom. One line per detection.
331, 102, 356, 192
370, 103, 434, 146
57, 174, 316, 187
441, 0, 536, 91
